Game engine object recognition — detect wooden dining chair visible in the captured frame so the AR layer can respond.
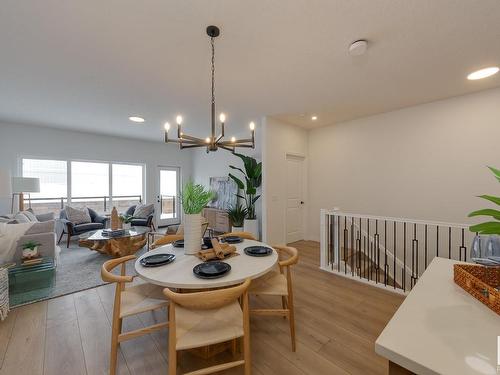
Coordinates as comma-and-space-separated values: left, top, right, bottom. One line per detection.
163, 279, 252, 375
101, 255, 169, 375
249, 245, 299, 351
149, 233, 184, 250
220, 231, 256, 240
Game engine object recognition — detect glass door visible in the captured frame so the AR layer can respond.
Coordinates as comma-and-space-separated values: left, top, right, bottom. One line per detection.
156, 166, 180, 227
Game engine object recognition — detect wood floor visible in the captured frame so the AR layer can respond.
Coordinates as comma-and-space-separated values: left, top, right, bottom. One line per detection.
0, 240, 404, 375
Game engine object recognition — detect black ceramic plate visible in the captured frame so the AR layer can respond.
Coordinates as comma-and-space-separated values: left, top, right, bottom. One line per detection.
223, 236, 243, 244
140, 253, 175, 267
244, 246, 273, 257
193, 261, 231, 279
172, 239, 184, 248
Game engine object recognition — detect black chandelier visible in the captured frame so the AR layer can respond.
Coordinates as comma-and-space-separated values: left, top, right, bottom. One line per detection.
164, 25, 255, 153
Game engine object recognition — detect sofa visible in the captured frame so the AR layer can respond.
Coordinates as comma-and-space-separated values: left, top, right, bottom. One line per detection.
58, 207, 108, 248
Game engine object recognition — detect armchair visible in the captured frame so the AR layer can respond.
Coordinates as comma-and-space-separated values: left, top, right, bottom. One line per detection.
125, 205, 155, 231
58, 207, 108, 248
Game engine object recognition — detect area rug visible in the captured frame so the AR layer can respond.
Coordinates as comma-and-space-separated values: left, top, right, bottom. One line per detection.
10, 241, 146, 307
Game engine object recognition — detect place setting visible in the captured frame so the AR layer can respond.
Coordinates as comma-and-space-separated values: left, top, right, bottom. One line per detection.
139, 252, 176, 267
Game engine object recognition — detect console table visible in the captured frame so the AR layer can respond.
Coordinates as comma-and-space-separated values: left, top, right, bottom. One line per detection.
202, 207, 231, 234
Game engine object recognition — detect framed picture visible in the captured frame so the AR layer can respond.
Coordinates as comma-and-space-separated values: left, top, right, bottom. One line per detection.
208, 177, 238, 210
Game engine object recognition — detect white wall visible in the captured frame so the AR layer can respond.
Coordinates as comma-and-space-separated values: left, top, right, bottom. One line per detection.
0, 122, 193, 216
262, 117, 308, 244
307, 87, 500, 240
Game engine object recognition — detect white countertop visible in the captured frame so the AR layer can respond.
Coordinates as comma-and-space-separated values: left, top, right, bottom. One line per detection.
375, 257, 500, 375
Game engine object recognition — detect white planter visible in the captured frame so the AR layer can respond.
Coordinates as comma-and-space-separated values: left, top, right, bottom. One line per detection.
231, 225, 244, 233
22, 246, 39, 259
184, 213, 202, 255
243, 219, 259, 240
122, 222, 131, 230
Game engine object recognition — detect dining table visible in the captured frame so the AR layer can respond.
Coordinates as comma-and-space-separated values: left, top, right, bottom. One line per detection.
134, 238, 279, 290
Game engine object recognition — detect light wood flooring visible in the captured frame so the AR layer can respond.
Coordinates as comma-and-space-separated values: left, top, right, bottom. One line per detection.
0, 240, 404, 375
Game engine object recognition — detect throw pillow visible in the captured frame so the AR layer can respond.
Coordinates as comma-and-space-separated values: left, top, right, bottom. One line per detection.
65, 206, 91, 225
25, 220, 55, 235
20, 210, 38, 222
13, 213, 30, 223
133, 203, 154, 219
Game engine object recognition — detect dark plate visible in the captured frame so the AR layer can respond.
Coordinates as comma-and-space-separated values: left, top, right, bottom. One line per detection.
223, 236, 243, 244
193, 261, 231, 279
140, 253, 175, 267
172, 239, 184, 248
244, 246, 273, 257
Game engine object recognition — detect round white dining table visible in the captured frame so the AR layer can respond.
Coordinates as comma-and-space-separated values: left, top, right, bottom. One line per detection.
134, 239, 278, 289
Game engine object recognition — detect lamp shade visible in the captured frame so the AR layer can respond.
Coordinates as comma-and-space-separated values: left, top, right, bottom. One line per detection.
11, 177, 40, 193
0, 170, 11, 197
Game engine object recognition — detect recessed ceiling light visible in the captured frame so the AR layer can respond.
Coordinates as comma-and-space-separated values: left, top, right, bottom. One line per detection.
467, 67, 499, 80
129, 116, 145, 123
311, 115, 318, 121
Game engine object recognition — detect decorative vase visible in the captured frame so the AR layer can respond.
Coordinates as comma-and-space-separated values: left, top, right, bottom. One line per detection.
22, 246, 39, 260
184, 213, 202, 255
231, 225, 243, 232
471, 234, 500, 260
243, 219, 259, 240
122, 222, 131, 230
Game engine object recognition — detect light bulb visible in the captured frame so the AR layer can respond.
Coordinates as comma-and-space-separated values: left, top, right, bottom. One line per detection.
129, 116, 145, 123
205, 137, 211, 143
231, 136, 236, 142
219, 113, 226, 123
311, 115, 318, 120
176, 115, 183, 125
249, 122, 255, 131
467, 67, 499, 80
164, 122, 170, 131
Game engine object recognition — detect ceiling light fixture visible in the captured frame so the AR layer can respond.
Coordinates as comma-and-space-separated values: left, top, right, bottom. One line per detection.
349, 40, 368, 56
129, 116, 145, 123
467, 67, 499, 80
311, 115, 318, 120
164, 25, 255, 153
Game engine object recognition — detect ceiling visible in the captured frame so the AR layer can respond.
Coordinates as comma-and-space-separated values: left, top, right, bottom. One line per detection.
1, 0, 500, 140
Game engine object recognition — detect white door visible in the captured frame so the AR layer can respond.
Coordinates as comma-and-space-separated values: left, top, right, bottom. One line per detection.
156, 166, 181, 227
286, 155, 304, 243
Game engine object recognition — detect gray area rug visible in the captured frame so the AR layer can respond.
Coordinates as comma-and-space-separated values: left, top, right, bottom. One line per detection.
11, 240, 146, 307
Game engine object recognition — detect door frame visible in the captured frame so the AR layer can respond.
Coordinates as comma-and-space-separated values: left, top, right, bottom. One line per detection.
284, 153, 307, 244
155, 165, 181, 227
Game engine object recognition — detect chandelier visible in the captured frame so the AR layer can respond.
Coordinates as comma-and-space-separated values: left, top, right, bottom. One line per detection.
164, 25, 256, 153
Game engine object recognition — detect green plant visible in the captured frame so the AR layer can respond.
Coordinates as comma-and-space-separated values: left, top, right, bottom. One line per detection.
468, 166, 500, 235
227, 203, 248, 227
119, 214, 135, 224
22, 240, 41, 250
229, 153, 262, 220
181, 181, 214, 214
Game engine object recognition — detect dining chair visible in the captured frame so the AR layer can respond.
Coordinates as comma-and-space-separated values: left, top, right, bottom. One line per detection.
249, 245, 299, 351
220, 231, 256, 240
163, 279, 252, 375
165, 218, 210, 236
148, 233, 184, 250
101, 255, 169, 375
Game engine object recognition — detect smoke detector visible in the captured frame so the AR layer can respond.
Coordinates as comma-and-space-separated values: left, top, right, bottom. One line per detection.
349, 40, 368, 56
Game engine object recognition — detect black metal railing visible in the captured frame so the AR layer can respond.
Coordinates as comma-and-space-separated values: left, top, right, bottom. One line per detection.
24, 195, 142, 214
160, 195, 176, 217
321, 209, 474, 293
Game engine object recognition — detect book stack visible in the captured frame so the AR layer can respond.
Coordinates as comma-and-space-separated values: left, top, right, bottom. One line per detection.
22, 257, 43, 266
102, 228, 127, 237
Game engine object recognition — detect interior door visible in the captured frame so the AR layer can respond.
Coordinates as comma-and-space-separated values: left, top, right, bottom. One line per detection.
156, 166, 180, 227
286, 155, 304, 243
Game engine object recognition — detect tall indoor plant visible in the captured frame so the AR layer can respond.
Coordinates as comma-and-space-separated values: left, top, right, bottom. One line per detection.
468, 166, 500, 258
229, 153, 262, 239
181, 181, 214, 255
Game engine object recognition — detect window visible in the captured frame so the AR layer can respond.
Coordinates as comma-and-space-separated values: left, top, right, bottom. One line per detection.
21, 158, 144, 213
22, 159, 67, 213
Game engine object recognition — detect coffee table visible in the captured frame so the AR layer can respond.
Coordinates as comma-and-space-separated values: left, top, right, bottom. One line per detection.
79, 227, 149, 257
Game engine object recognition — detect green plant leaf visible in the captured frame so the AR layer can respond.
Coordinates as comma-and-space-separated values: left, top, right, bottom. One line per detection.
228, 173, 244, 190
181, 181, 214, 214
469, 221, 500, 235
478, 195, 500, 206
252, 195, 261, 204
488, 166, 500, 182
229, 165, 245, 175
468, 208, 500, 220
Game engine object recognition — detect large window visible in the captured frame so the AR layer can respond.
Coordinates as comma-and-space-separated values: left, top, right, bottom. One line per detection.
21, 158, 144, 213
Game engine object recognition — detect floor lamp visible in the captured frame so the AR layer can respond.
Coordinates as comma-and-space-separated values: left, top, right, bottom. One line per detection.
11, 177, 40, 213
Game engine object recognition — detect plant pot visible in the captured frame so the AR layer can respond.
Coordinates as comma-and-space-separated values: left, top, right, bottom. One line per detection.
231, 225, 244, 233
122, 222, 131, 230
471, 234, 500, 259
184, 213, 202, 255
243, 219, 259, 240
22, 246, 39, 260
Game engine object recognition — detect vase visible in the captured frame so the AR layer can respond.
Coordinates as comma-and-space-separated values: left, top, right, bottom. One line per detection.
231, 225, 244, 233
485, 234, 500, 257
471, 234, 500, 260
243, 219, 259, 240
122, 222, 131, 230
184, 213, 202, 255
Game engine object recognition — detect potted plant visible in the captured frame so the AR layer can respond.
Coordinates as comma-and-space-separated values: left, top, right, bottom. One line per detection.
119, 214, 135, 229
227, 203, 247, 231
22, 240, 41, 260
468, 166, 500, 259
229, 153, 262, 239
181, 181, 214, 255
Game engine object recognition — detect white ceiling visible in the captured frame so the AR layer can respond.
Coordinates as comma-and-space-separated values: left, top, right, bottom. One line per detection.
1, 0, 500, 139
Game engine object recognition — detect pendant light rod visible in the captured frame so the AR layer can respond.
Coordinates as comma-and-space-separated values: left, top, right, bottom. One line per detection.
164, 25, 256, 153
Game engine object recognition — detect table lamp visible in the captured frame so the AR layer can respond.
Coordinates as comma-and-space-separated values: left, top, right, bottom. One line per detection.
11, 177, 40, 212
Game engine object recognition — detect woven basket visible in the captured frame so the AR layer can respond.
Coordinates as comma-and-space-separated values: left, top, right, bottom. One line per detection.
453, 264, 500, 315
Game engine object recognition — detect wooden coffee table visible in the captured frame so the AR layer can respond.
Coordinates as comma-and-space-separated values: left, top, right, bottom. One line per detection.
79, 227, 149, 257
